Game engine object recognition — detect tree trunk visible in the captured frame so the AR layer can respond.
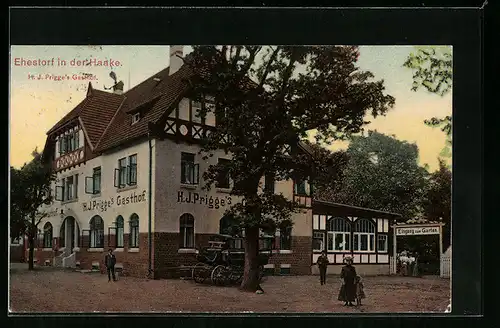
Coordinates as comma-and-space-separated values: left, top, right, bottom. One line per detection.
28, 237, 34, 270
28, 217, 36, 270
240, 226, 260, 292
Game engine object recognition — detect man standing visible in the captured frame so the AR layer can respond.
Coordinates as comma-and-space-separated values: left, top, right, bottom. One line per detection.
316, 250, 329, 285
105, 248, 117, 282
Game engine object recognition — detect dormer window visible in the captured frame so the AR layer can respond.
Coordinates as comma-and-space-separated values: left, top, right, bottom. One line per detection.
57, 126, 82, 157
132, 113, 141, 125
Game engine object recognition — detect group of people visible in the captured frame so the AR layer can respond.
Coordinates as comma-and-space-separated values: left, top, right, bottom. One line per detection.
398, 250, 420, 277
316, 251, 365, 306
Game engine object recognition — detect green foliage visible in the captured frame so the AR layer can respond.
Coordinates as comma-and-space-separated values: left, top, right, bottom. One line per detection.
403, 46, 452, 97
403, 46, 453, 162
421, 159, 452, 249
302, 140, 349, 201
10, 150, 56, 240
184, 46, 395, 232
326, 131, 428, 220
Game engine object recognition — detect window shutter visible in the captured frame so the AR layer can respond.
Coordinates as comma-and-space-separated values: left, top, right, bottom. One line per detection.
55, 186, 64, 201
74, 174, 79, 198
194, 164, 200, 185
130, 164, 137, 185
114, 168, 120, 188
85, 177, 94, 194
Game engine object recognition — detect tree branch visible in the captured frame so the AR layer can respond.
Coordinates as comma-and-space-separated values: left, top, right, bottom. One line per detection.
259, 46, 281, 88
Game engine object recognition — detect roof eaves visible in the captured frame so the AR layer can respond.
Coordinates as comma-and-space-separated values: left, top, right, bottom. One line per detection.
312, 199, 403, 218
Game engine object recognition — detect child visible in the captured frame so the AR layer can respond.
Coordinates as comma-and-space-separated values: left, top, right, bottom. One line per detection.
355, 275, 365, 306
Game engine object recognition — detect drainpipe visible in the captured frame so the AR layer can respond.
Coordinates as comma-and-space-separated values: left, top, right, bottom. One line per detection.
147, 132, 153, 278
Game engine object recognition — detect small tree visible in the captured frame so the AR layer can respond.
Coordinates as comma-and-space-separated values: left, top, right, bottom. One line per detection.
403, 46, 452, 161
10, 150, 55, 270
183, 46, 395, 291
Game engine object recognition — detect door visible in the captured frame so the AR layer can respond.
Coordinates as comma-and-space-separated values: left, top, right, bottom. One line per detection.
68, 218, 75, 251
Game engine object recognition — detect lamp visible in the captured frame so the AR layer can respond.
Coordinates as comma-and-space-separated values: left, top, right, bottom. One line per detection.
60, 209, 64, 219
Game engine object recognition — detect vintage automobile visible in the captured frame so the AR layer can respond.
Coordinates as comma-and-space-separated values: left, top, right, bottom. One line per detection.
191, 234, 274, 285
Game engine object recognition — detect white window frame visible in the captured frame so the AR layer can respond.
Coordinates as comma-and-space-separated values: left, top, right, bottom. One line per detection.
312, 231, 325, 252
180, 214, 195, 249
353, 219, 376, 253
377, 234, 388, 252
131, 113, 141, 125
327, 217, 351, 252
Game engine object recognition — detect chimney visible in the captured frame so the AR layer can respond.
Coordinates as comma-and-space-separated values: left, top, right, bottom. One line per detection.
113, 81, 124, 95
169, 45, 184, 75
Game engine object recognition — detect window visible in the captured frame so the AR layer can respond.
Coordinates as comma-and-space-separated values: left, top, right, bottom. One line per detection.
353, 219, 376, 252
116, 216, 124, 248
377, 234, 388, 252
129, 214, 139, 248
181, 152, 199, 185
56, 174, 78, 201
313, 231, 325, 252
85, 167, 101, 195
191, 100, 203, 124
58, 128, 80, 156
43, 223, 53, 248
89, 216, 104, 248
280, 227, 292, 250
128, 154, 137, 185
294, 179, 307, 196
115, 155, 137, 188
118, 158, 127, 187
264, 173, 275, 194
179, 213, 195, 248
216, 158, 231, 189
327, 217, 351, 251
131, 113, 141, 125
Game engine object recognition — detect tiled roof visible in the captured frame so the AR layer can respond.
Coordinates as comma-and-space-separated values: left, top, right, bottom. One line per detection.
94, 65, 194, 152
46, 86, 124, 149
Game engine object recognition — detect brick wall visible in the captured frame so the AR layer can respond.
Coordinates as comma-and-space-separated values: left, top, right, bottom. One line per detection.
77, 232, 150, 278
268, 236, 312, 275
153, 232, 210, 279
153, 233, 313, 278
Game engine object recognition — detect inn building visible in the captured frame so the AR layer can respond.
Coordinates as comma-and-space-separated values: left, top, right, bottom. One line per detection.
29, 46, 400, 278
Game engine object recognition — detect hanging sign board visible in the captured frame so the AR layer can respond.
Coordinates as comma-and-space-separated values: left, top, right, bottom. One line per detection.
395, 226, 440, 236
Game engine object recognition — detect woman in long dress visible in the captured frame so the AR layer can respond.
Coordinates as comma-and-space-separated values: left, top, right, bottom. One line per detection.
337, 256, 357, 306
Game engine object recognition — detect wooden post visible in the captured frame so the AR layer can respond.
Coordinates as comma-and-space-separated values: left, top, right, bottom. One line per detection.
439, 224, 444, 277
392, 224, 397, 275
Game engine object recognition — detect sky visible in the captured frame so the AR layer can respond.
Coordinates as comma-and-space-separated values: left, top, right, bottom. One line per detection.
9, 45, 452, 171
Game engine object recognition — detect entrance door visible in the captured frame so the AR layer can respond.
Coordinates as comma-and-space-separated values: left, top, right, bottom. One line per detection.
68, 218, 75, 251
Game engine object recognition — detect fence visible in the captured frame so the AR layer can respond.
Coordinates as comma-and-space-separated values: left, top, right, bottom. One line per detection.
440, 253, 451, 278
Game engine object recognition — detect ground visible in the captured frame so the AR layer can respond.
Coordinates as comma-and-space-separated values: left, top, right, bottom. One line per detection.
9, 264, 450, 313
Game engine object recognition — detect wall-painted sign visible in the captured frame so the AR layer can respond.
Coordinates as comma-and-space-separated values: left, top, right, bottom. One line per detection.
177, 191, 232, 209
395, 226, 440, 236
82, 190, 147, 212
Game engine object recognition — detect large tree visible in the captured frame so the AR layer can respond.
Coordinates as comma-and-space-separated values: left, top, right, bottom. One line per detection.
403, 46, 452, 160
302, 140, 349, 201
183, 45, 395, 291
420, 159, 452, 250
327, 130, 428, 220
10, 150, 55, 270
